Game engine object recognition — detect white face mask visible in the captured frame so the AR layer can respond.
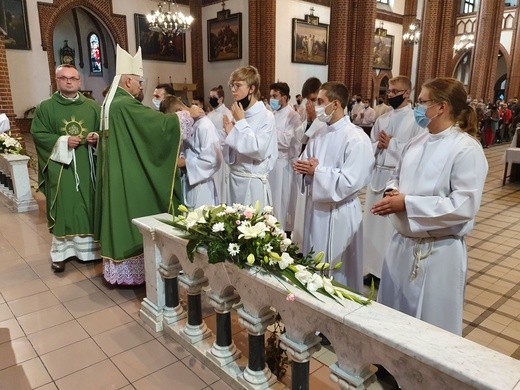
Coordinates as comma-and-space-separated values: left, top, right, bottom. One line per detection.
316, 102, 335, 123
152, 98, 161, 110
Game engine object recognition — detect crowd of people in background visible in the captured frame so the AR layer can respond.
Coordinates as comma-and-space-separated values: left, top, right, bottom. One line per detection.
470, 97, 520, 147
30, 47, 490, 338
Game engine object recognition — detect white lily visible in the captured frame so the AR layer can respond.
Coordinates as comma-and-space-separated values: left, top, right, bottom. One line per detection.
279, 252, 294, 270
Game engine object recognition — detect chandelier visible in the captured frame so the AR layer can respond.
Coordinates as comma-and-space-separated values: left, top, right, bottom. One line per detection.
453, 34, 475, 53
403, 21, 421, 45
146, 1, 194, 36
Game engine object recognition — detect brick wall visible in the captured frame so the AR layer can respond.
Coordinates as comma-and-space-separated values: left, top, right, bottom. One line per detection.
0, 33, 20, 134
329, 0, 375, 99
416, 0, 456, 93
190, 0, 204, 98
469, 0, 505, 101
248, 0, 276, 99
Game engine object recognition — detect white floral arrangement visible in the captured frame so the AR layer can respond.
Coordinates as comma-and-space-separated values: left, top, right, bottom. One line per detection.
163, 203, 371, 305
0, 132, 23, 155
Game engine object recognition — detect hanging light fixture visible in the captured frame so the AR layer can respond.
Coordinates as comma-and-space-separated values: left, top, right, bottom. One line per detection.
453, 34, 475, 53
146, 0, 194, 36
403, 20, 421, 45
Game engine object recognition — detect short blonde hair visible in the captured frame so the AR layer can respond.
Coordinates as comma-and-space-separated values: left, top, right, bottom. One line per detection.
389, 76, 412, 91
229, 66, 261, 99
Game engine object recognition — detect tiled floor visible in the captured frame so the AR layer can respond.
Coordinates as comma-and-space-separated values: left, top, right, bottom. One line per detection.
0, 137, 518, 389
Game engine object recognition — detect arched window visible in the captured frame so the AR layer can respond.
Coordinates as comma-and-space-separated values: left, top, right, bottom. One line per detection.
88, 32, 102, 75
462, 0, 476, 14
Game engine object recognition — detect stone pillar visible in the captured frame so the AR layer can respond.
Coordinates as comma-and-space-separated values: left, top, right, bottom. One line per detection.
330, 363, 378, 390
0, 155, 38, 212
329, 0, 375, 98
136, 227, 165, 332
279, 333, 321, 390
236, 304, 277, 389
416, 0, 456, 92
399, 0, 419, 78
468, 0, 505, 101
206, 290, 241, 366
160, 263, 187, 326
0, 29, 21, 137
178, 273, 212, 343
249, 0, 276, 98
189, 0, 204, 98
507, 6, 520, 99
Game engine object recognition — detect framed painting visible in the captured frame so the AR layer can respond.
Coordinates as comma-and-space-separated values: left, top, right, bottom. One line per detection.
134, 13, 186, 62
207, 9, 242, 62
0, 0, 31, 50
291, 17, 329, 65
373, 34, 394, 70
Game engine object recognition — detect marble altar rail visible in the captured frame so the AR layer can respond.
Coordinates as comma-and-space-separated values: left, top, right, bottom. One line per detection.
0, 153, 38, 212
133, 213, 520, 390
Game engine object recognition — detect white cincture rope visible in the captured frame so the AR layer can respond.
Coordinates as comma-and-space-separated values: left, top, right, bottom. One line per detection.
231, 170, 271, 206
327, 204, 335, 278
410, 238, 434, 281
72, 150, 80, 191
88, 144, 96, 190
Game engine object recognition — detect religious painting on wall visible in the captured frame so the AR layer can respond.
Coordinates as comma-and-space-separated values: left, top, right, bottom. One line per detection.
291, 15, 329, 65
207, 9, 242, 62
134, 13, 186, 62
0, 0, 31, 50
373, 34, 394, 70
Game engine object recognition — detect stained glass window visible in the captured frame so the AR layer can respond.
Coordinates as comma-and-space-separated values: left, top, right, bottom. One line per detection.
88, 33, 102, 75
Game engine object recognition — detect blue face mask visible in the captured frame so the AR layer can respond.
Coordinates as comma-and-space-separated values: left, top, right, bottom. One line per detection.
413, 105, 431, 128
269, 98, 281, 111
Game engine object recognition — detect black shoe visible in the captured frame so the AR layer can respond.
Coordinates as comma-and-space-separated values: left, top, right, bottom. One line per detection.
51, 261, 65, 273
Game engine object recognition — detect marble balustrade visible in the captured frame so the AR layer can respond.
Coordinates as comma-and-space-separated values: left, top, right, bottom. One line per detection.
133, 213, 520, 390
0, 153, 38, 212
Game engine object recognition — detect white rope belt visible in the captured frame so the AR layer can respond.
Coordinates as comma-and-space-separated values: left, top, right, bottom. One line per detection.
230, 170, 270, 205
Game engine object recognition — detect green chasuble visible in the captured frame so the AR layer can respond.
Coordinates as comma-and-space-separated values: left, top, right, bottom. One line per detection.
95, 87, 182, 261
30, 92, 100, 237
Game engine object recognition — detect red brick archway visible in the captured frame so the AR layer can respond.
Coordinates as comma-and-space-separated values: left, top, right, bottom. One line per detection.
37, 0, 127, 92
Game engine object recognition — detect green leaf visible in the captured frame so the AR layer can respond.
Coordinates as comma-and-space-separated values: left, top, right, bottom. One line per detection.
186, 239, 200, 262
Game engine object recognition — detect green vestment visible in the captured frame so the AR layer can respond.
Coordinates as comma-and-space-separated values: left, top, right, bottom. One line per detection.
95, 87, 182, 261
30, 92, 100, 237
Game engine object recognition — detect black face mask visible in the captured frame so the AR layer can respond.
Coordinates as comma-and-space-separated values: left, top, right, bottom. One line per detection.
209, 97, 219, 108
238, 94, 251, 110
378, 99, 384, 105
388, 94, 405, 109
296, 99, 302, 105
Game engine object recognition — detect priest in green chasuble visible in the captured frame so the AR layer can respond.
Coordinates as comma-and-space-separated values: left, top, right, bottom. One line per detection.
95, 45, 202, 285
31, 64, 101, 273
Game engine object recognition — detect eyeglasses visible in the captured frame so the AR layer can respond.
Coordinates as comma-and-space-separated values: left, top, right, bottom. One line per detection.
228, 82, 246, 91
387, 89, 405, 95
415, 99, 434, 107
56, 76, 80, 82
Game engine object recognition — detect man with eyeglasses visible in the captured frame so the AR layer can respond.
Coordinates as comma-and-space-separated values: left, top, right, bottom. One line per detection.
31, 64, 101, 273
362, 76, 424, 288
95, 45, 203, 286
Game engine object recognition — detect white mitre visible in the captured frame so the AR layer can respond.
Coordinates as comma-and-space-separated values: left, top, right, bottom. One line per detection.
101, 45, 143, 130
115, 44, 143, 76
